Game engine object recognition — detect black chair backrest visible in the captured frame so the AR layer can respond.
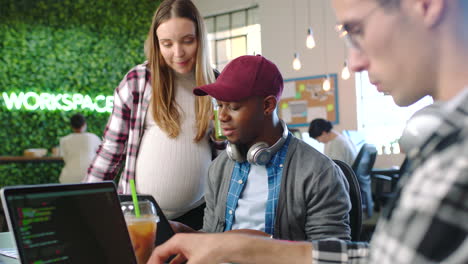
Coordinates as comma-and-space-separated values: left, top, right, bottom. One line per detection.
334, 159, 362, 241
371, 157, 410, 213
351, 143, 378, 217
399, 157, 410, 176
352, 144, 378, 176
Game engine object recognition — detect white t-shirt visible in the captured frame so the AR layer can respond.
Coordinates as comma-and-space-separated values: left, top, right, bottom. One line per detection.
324, 133, 357, 166
231, 164, 268, 231
135, 71, 212, 219
59, 132, 101, 183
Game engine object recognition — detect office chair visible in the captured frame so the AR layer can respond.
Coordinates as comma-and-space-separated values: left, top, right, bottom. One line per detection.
351, 144, 378, 218
334, 159, 362, 241
371, 158, 409, 211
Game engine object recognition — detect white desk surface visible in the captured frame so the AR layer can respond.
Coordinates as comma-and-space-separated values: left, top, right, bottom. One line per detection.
0, 232, 19, 264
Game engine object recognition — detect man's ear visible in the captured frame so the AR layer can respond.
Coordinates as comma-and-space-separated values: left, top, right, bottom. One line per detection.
411, 0, 446, 28
263, 95, 278, 115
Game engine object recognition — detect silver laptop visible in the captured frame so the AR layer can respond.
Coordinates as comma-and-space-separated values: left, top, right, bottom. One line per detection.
1, 181, 137, 264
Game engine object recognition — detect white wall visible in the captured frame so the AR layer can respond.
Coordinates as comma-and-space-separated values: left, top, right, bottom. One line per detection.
193, 0, 399, 168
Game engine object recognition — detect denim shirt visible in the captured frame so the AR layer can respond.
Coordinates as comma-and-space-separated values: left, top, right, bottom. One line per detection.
224, 134, 291, 235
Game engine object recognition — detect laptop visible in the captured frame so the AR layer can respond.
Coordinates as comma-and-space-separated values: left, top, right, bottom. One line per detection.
0, 182, 140, 263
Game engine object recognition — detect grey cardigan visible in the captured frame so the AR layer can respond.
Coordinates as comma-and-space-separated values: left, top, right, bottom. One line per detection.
202, 136, 351, 241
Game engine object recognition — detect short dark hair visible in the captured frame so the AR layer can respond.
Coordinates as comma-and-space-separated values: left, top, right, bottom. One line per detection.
70, 114, 86, 129
308, 118, 333, 138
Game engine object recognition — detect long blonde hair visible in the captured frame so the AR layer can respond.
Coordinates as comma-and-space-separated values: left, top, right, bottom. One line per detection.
145, 0, 215, 142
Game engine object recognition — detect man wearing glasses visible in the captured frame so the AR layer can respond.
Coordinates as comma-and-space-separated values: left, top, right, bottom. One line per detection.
148, 0, 468, 263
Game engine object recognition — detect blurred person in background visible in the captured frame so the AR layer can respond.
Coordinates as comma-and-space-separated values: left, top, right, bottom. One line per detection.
308, 118, 357, 166
59, 113, 101, 184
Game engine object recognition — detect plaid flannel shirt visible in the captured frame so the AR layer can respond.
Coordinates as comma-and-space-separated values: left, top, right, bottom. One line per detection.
224, 133, 291, 235
84, 63, 152, 194
84, 63, 220, 194
312, 88, 468, 264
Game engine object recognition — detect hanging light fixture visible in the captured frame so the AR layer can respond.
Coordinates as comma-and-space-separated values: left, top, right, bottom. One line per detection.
305, 0, 316, 49
292, 0, 301, 70
340, 35, 350, 80
323, 75, 331, 91
321, 0, 329, 90
341, 60, 350, 80
293, 52, 302, 71
306, 28, 316, 49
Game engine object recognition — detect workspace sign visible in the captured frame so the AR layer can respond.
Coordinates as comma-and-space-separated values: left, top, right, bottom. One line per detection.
1, 92, 113, 113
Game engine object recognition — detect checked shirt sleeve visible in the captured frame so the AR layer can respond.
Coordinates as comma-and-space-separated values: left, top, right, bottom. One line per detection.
85, 78, 132, 182
311, 239, 369, 264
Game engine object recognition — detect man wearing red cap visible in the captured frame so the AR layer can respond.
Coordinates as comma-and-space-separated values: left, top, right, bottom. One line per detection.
171, 55, 351, 242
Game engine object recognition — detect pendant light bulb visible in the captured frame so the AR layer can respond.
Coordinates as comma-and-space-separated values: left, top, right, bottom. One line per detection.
293, 53, 302, 71
341, 61, 351, 80
306, 28, 316, 49
322, 76, 331, 91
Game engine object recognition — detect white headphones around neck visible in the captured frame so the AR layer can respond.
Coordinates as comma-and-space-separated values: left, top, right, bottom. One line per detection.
226, 120, 289, 166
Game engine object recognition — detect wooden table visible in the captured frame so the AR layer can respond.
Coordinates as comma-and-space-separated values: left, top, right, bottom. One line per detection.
0, 156, 63, 164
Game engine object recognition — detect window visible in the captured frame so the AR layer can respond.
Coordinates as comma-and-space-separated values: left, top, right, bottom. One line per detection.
356, 72, 433, 155
204, 6, 261, 71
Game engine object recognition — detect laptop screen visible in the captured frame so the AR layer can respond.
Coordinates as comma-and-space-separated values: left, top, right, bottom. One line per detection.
2, 182, 136, 264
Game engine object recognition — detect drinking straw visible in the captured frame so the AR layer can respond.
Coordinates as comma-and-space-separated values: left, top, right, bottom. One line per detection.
130, 179, 140, 218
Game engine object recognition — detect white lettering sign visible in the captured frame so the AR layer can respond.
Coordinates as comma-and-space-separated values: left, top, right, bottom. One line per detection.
2, 92, 113, 113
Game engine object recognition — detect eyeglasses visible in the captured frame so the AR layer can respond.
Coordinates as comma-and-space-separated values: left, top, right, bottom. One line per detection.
335, 5, 382, 52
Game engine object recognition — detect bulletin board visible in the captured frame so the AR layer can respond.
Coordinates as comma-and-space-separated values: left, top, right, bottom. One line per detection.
279, 74, 339, 128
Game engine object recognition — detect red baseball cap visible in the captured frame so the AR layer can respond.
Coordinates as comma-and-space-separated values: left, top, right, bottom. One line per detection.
193, 55, 283, 101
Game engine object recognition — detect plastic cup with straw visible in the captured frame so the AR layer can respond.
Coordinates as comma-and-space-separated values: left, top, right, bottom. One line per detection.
124, 179, 159, 263
130, 179, 140, 218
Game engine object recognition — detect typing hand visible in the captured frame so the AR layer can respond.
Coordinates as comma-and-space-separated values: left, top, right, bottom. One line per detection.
148, 233, 231, 264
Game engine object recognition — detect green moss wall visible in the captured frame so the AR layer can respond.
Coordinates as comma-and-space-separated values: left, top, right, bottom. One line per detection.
0, 0, 160, 186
